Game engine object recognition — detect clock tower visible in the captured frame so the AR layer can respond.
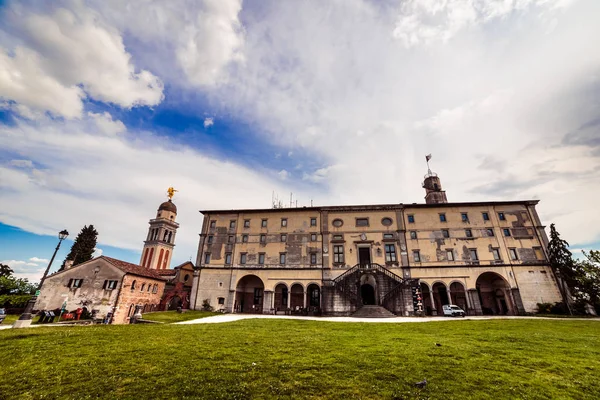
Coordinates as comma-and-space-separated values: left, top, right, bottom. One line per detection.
140, 188, 180, 270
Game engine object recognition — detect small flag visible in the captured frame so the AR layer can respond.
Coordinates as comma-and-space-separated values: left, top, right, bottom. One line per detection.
426, 154, 432, 162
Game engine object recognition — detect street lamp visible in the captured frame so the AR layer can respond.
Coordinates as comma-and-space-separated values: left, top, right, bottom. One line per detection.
13, 229, 69, 329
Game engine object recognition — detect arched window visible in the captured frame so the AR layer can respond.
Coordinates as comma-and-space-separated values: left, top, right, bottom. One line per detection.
131, 280, 137, 291
147, 284, 151, 292
163, 230, 168, 241
168, 231, 173, 243
163, 250, 169, 269
140, 283, 146, 292
157, 249, 165, 270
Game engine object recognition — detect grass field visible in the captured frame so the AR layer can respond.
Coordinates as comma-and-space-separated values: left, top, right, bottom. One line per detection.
1, 319, 599, 399
141, 310, 219, 323
1, 314, 19, 325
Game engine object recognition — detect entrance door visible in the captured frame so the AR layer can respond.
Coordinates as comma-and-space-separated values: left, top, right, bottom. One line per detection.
358, 247, 371, 267
361, 284, 376, 305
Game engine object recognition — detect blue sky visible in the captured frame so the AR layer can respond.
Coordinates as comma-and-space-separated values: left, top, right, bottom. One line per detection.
1, 0, 599, 281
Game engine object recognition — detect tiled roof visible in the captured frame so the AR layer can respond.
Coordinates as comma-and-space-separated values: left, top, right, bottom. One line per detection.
102, 256, 166, 280
155, 269, 177, 276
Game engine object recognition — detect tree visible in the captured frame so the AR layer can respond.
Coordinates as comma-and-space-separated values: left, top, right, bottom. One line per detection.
0, 263, 13, 278
61, 225, 98, 270
576, 250, 600, 313
547, 223, 576, 313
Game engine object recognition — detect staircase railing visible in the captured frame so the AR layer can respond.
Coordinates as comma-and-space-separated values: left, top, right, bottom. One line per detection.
381, 278, 420, 306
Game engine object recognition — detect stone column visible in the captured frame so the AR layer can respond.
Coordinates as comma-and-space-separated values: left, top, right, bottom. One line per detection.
510, 288, 526, 315
468, 289, 482, 315
429, 289, 437, 316
447, 289, 453, 306
263, 290, 273, 314
304, 291, 308, 308
189, 269, 200, 310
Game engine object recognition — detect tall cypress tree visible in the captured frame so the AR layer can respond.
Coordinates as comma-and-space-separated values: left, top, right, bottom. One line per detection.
547, 223, 575, 313
61, 225, 98, 270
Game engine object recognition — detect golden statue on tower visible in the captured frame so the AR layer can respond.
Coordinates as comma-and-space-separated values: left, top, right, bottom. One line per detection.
167, 187, 178, 199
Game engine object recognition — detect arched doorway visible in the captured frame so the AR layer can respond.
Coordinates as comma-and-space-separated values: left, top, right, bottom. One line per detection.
450, 282, 468, 312
235, 275, 264, 313
274, 283, 289, 311
420, 283, 433, 315
308, 284, 321, 308
290, 284, 304, 310
432, 282, 449, 312
361, 284, 376, 305
476, 272, 513, 315
168, 296, 181, 310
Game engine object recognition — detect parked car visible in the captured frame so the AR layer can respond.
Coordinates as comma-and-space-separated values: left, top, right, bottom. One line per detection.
442, 304, 466, 317
0, 308, 6, 324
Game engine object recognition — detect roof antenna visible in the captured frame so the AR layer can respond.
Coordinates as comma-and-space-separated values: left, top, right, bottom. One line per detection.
425, 154, 432, 176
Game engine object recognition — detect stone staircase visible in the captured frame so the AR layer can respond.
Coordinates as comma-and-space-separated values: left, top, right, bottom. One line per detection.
352, 305, 397, 318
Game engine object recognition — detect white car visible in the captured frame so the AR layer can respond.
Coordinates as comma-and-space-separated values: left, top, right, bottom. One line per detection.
442, 304, 465, 317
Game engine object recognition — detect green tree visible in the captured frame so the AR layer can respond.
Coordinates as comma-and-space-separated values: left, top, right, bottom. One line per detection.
0, 275, 36, 295
0, 263, 13, 278
576, 250, 600, 313
547, 223, 577, 313
61, 225, 98, 270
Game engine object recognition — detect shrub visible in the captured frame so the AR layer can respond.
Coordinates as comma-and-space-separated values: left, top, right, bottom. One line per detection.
537, 302, 568, 315
201, 299, 214, 312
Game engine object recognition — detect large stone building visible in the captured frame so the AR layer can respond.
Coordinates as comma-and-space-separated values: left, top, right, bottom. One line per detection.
190, 170, 564, 316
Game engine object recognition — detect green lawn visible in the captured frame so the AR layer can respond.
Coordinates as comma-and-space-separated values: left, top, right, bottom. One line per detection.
1, 314, 19, 325
1, 319, 599, 399
141, 310, 220, 323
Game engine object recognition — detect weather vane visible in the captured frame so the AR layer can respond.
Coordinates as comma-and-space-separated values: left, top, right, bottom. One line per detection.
167, 187, 178, 200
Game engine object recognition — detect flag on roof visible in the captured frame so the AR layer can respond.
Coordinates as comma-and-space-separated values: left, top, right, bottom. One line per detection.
426, 154, 432, 162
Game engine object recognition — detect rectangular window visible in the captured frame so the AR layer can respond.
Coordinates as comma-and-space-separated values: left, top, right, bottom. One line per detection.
509, 248, 518, 261
492, 248, 501, 261
385, 244, 397, 262
461, 213, 469, 222
439, 213, 447, 222
410, 231, 417, 239
465, 229, 473, 238
207, 235, 213, 244
503, 228, 511, 237
310, 217, 317, 226
242, 234, 248, 243
486, 228, 495, 237
260, 234, 266, 243
413, 250, 421, 262
218, 297, 225, 305
534, 247, 544, 261
383, 233, 394, 239
498, 212, 506, 221
244, 219, 250, 228
482, 212, 490, 221
311, 233, 317, 241
407, 214, 415, 223
225, 253, 232, 265
310, 252, 317, 264
229, 220, 236, 229
333, 245, 344, 263
281, 218, 287, 227
204, 253, 211, 264
240, 253, 247, 264
470, 249, 479, 261
210, 220, 216, 229
279, 253, 286, 264
258, 253, 265, 264
442, 229, 449, 238
103, 280, 118, 290
281, 234, 287, 242
261, 219, 268, 228
228, 235, 234, 243
446, 250, 454, 261
356, 218, 369, 227
253, 288, 262, 305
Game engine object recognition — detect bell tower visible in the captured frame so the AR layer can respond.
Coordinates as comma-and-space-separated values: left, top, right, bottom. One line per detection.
422, 155, 448, 204
140, 188, 180, 269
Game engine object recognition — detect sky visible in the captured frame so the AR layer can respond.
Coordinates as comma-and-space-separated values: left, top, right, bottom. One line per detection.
1, 0, 599, 282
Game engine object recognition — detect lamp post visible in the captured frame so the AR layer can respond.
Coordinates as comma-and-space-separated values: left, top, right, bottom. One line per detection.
13, 229, 69, 329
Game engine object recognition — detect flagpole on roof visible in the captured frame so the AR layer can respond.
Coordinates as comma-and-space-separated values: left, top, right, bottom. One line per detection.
426, 154, 432, 176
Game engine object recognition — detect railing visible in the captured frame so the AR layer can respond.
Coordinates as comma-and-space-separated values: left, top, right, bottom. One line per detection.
381, 279, 419, 306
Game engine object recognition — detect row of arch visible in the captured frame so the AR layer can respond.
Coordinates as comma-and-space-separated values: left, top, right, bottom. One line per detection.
234, 275, 321, 313
148, 228, 174, 244
141, 247, 170, 269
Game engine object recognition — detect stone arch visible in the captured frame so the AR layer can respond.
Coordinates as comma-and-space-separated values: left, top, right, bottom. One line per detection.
476, 272, 513, 315
432, 281, 449, 312
274, 283, 289, 311
420, 281, 434, 315
307, 284, 321, 308
449, 281, 468, 311
235, 275, 265, 313
290, 283, 304, 309
359, 273, 378, 305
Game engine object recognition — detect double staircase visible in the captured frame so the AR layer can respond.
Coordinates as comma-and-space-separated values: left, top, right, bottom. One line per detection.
326, 263, 419, 317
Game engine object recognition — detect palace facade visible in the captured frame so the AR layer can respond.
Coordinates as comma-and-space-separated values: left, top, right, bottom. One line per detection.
190, 172, 564, 316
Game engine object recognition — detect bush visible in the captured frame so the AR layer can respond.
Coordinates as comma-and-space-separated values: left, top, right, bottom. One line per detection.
201, 299, 214, 312
537, 302, 568, 315
0, 294, 32, 308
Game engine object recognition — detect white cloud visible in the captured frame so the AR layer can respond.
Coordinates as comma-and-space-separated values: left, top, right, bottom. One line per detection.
203, 117, 214, 128
9, 159, 33, 168
88, 112, 126, 136
1, 259, 44, 281
278, 170, 289, 180
0, 5, 164, 118
29, 257, 49, 263
92, 248, 103, 258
